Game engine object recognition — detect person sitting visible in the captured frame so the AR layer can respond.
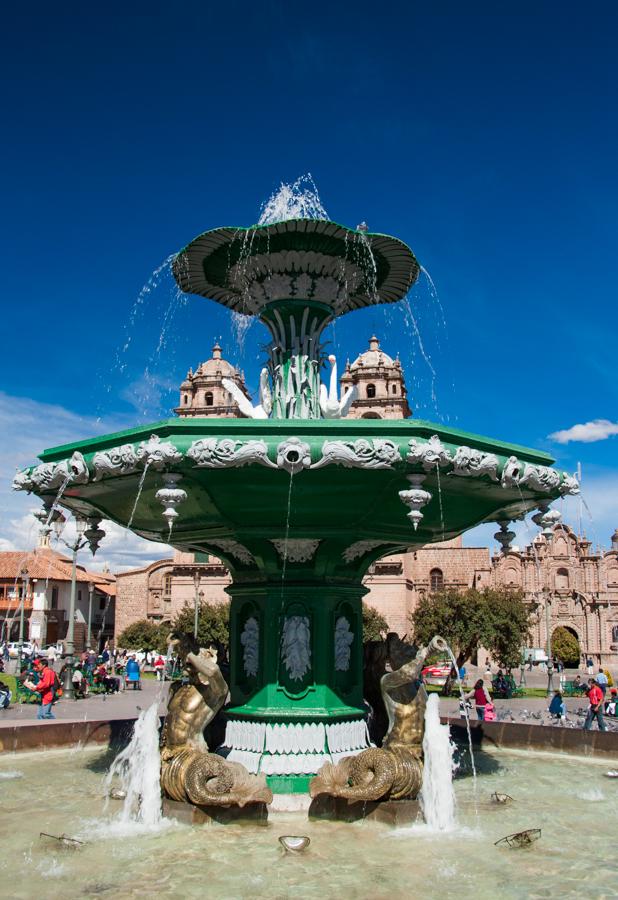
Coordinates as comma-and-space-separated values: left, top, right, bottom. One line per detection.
125, 655, 141, 690
548, 690, 566, 722
604, 687, 618, 718
492, 670, 509, 698
0, 679, 11, 709
572, 675, 586, 694
72, 666, 88, 698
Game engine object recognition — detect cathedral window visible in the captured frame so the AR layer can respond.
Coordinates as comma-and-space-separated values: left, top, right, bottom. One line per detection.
555, 567, 569, 590
205, 392, 214, 407
430, 568, 444, 591
183, 395, 188, 405
392, 384, 397, 394
366, 383, 376, 399
612, 625, 618, 643
163, 574, 172, 600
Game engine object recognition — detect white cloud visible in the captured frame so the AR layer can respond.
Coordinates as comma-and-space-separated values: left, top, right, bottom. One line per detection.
0, 392, 171, 573
548, 419, 618, 444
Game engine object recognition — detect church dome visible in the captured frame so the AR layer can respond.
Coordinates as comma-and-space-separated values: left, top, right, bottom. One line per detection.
350, 336, 397, 370
195, 343, 239, 378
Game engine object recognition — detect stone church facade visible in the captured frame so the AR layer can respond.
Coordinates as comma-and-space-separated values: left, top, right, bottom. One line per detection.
114, 339, 618, 667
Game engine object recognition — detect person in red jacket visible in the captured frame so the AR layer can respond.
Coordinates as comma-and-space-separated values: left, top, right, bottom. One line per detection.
24, 657, 56, 720
583, 679, 606, 732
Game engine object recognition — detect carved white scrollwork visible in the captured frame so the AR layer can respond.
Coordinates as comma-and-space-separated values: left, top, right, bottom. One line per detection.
281, 615, 311, 682
519, 464, 561, 493
311, 438, 400, 470
207, 539, 255, 565
398, 473, 432, 531
240, 617, 259, 678
325, 720, 370, 754
558, 473, 580, 496
450, 446, 499, 481
334, 616, 354, 672
500, 455, 524, 489
407, 435, 451, 470
270, 539, 321, 563
187, 438, 276, 469
276, 437, 311, 474
136, 434, 182, 470
13, 451, 90, 493
342, 540, 390, 564
92, 444, 139, 480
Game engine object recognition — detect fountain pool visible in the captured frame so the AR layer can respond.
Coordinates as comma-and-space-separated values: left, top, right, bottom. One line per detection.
1, 746, 616, 899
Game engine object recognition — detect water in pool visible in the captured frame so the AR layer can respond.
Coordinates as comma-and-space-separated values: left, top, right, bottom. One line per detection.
0, 745, 616, 899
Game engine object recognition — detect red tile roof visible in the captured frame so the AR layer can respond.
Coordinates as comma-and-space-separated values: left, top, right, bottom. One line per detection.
0, 549, 115, 588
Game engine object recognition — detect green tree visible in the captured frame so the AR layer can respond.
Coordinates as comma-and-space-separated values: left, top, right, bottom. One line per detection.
171, 602, 230, 650
117, 619, 170, 653
362, 602, 389, 642
410, 587, 530, 669
551, 626, 580, 667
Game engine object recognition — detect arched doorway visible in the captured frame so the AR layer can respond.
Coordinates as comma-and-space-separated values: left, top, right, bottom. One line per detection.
552, 625, 580, 668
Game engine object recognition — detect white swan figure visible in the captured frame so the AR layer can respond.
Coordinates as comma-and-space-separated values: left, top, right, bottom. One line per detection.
223, 368, 272, 419
319, 355, 357, 419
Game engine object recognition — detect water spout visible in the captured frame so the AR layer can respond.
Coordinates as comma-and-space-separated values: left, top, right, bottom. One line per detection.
104, 704, 162, 828
420, 694, 456, 831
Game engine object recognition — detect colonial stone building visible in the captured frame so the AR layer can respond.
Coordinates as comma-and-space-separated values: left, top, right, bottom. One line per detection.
113, 339, 618, 667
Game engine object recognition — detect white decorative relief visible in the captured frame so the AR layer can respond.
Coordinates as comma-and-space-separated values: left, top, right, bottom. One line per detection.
136, 434, 182, 470
342, 540, 390, 564
240, 617, 259, 678
311, 438, 399, 470
13, 451, 89, 493
225, 749, 261, 774
281, 615, 311, 682
334, 617, 354, 672
276, 437, 311, 474
532, 502, 562, 537
450, 446, 499, 481
187, 438, 276, 468
92, 444, 139, 480
500, 455, 524, 489
208, 539, 255, 565
222, 368, 272, 420
559, 473, 580, 496
494, 520, 516, 553
270, 539, 320, 563
325, 720, 370, 754
407, 435, 451, 470
224, 720, 326, 756
519, 464, 561, 493
399, 473, 432, 531
260, 753, 330, 776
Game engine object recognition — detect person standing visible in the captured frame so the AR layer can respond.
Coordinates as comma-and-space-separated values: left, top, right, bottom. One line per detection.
153, 654, 165, 681
596, 668, 609, 697
586, 657, 594, 676
24, 658, 56, 720
583, 679, 606, 732
47, 644, 57, 670
465, 678, 492, 720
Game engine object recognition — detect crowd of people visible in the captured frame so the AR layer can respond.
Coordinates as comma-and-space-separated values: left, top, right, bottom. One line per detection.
0, 640, 175, 715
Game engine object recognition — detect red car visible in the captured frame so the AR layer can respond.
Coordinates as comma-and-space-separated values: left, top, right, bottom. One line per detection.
422, 663, 452, 685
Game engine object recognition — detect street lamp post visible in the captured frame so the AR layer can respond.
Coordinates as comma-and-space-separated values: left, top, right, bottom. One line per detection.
544, 590, 554, 697
193, 570, 201, 640
87, 581, 94, 650
18, 566, 29, 671
53, 513, 106, 700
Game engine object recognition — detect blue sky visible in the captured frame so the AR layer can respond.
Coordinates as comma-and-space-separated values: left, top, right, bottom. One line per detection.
1, 1, 616, 567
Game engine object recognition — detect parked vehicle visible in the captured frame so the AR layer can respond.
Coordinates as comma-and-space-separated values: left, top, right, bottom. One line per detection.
7, 641, 34, 659
422, 663, 451, 686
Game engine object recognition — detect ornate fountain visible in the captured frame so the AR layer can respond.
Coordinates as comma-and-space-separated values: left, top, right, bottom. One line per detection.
14, 215, 578, 807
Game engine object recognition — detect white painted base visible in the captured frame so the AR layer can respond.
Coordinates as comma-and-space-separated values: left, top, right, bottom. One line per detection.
269, 793, 312, 813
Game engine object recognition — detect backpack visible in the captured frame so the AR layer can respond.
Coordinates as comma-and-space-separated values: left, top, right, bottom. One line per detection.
52, 671, 63, 701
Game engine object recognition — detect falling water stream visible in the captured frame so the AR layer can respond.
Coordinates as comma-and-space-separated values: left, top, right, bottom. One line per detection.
420, 694, 456, 831
126, 463, 150, 531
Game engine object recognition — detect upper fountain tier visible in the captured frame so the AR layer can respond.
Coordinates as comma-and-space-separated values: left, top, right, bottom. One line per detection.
172, 219, 420, 317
